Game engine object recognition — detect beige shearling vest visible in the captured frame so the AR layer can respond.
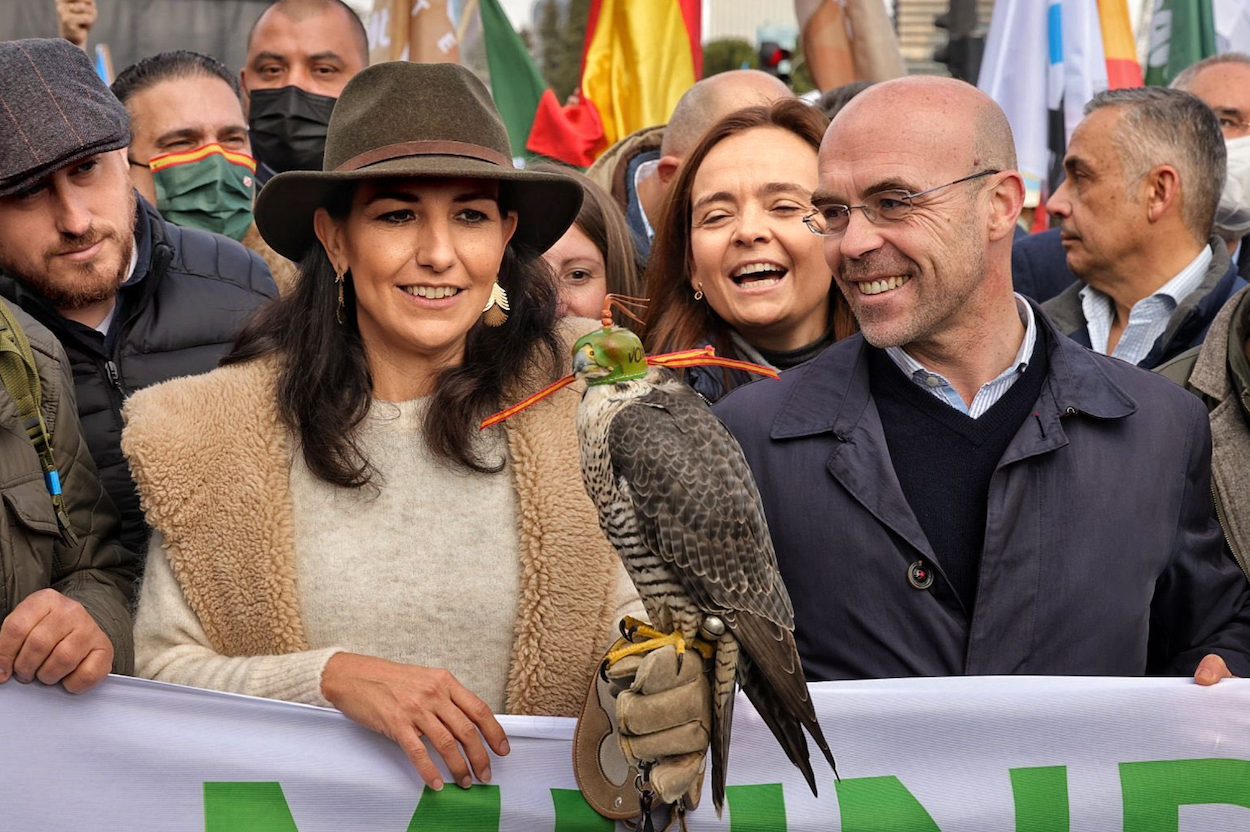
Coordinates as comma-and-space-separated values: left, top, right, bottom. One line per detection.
122, 326, 627, 716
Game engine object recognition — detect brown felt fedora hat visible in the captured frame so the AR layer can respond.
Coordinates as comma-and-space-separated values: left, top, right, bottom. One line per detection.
255, 61, 583, 262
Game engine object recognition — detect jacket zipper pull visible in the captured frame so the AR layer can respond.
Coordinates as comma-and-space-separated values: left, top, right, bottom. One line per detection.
105, 360, 122, 389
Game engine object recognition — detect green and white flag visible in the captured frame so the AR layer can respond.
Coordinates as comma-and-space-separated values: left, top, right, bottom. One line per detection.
1145, 0, 1218, 86
479, 0, 548, 162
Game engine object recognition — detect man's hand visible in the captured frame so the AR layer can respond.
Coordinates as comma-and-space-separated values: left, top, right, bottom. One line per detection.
0, 588, 113, 693
54, 0, 97, 48
608, 644, 711, 805
1194, 653, 1237, 685
320, 653, 509, 791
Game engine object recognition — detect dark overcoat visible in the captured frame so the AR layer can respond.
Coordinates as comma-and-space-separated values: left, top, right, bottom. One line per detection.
714, 308, 1250, 681
1041, 236, 1247, 369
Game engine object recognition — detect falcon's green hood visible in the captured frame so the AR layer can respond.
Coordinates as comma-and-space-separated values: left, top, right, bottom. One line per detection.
572, 326, 649, 386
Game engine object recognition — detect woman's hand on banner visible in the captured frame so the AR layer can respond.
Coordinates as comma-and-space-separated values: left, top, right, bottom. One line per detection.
320, 652, 510, 790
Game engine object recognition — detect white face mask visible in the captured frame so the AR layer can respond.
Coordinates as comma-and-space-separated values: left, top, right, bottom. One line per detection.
1216, 134, 1250, 238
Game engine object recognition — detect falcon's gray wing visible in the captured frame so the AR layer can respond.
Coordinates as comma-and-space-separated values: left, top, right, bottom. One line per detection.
607, 381, 836, 799
606, 382, 792, 626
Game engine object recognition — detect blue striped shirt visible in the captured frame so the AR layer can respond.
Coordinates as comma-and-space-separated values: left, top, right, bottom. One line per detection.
884, 296, 1038, 419
1079, 246, 1212, 367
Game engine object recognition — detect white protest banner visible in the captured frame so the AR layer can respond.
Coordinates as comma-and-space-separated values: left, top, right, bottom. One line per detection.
2, 674, 1249, 830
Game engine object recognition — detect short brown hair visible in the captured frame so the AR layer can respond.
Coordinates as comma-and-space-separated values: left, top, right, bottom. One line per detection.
643, 99, 856, 370
529, 162, 643, 323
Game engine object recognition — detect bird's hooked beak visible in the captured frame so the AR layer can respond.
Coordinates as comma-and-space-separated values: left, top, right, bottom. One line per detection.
573, 343, 607, 380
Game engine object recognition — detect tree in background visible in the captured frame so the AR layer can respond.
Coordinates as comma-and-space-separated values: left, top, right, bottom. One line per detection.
536, 0, 591, 103
703, 36, 814, 94
790, 40, 817, 94
702, 38, 757, 75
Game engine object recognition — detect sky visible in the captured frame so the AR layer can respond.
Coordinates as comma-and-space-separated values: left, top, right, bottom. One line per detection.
496, 0, 536, 30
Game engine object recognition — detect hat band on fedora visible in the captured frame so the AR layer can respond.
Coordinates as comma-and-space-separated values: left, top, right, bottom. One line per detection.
335, 140, 513, 173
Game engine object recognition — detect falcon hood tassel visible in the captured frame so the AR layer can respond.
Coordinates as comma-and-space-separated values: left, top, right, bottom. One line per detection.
483, 296, 837, 824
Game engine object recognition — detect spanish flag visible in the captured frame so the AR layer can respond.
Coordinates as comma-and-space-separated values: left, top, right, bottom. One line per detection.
1096, 0, 1143, 90
526, 0, 701, 167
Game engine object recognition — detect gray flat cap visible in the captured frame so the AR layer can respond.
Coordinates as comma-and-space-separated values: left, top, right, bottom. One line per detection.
0, 38, 130, 197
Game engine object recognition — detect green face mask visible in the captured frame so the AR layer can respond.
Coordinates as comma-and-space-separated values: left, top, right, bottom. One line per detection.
149, 144, 256, 242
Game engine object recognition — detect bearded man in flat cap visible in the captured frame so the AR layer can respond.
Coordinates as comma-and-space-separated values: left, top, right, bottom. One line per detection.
0, 39, 277, 555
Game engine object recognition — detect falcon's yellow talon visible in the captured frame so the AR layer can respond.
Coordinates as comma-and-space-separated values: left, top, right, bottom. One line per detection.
602, 619, 717, 667
607, 630, 687, 664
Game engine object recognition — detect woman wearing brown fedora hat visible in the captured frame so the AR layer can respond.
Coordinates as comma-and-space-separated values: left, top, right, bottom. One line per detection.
120, 61, 641, 792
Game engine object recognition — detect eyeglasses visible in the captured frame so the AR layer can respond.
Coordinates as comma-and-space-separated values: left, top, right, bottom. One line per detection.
803, 170, 1000, 237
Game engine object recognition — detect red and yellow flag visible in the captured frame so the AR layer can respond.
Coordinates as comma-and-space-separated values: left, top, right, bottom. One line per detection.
527, 0, 700, 167
1096, 0, 1142, 89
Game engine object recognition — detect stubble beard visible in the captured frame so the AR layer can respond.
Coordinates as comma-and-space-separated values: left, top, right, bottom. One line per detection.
841, 234, 985, 351
0, 188, 137, 312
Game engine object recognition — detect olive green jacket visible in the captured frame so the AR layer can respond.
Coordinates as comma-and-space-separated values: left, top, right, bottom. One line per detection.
0, 302, 139, 672
1157, 286, 1250, 577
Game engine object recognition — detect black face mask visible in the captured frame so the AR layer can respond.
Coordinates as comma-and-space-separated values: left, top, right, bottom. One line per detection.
247, 85, 337, 174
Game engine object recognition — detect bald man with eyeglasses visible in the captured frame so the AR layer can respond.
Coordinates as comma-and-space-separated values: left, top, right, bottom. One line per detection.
712, 76, 1250, 686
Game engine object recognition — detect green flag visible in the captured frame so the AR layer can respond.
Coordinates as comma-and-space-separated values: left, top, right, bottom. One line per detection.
480, 0, 549, 159
1144, 0, 1217, 86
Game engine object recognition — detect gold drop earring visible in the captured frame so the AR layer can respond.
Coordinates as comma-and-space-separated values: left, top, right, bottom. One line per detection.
334, 269, 345, 324
482, 280, 509, 326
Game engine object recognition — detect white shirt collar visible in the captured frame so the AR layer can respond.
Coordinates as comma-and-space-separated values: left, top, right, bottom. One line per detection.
634, 159, 658, 241
94, 236, 139, 336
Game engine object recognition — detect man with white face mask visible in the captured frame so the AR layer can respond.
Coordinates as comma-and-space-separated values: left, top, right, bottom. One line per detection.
1172, 52, 1250, 281
1159, 53, 1250, 580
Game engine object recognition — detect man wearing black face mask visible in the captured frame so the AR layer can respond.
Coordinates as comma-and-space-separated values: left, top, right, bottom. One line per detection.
243, 0, 369, 184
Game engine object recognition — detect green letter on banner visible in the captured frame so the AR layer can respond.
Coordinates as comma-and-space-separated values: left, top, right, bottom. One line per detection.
1121, 758, 1250, 831
837, 776, 942, 832
550, 788, 614, 831
407, 784, 500, 831
727, 783, 787, 830
1010, 766, 1069, 832
204, 782, 300, 832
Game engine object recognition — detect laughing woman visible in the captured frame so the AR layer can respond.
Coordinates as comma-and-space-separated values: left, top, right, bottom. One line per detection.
121, 63, 639, 791
643, 99, 857, 402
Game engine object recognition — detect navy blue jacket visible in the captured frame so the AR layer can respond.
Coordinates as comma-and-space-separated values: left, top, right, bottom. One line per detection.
714, 308, 1250, 682
1011, 228, 1077, 303
1041, 237, 1247, 369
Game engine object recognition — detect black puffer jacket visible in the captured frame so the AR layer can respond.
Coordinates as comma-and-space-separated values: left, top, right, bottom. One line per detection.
1, 197, 277, 553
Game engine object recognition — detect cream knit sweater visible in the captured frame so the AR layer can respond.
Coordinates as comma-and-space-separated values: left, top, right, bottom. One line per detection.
135, 398, 639, 711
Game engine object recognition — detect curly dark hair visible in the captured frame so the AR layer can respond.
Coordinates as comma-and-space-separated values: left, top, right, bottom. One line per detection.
223, 183, 564, 486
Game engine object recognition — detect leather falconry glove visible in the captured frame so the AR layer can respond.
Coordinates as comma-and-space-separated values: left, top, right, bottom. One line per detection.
609, 644, 711, 807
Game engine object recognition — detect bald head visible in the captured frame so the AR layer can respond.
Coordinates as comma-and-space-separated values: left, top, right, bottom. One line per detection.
816, 76, 1025, 354
660, 70, 794, 159
249, 0, 368, 54
831, 76, 1015, 174
244, 0, 368, 98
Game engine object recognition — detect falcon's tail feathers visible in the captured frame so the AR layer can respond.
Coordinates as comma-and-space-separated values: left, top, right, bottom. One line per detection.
739, 653, 819, 795
732, 613, 838, 794
710, 632, 739, 818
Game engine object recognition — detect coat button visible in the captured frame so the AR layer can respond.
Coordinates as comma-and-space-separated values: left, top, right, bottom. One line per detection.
908, 560, 934, 590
